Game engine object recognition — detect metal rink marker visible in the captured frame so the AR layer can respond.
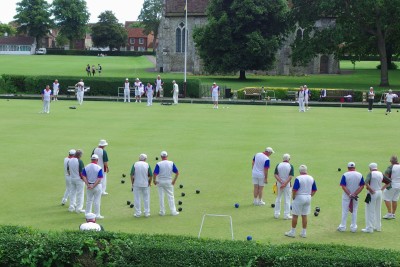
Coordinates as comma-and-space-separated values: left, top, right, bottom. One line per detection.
198, 214, 234, 240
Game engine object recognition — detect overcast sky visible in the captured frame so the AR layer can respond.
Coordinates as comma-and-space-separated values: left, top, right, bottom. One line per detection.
0, 0, 144, 24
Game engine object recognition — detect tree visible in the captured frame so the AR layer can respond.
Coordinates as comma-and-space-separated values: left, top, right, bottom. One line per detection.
0, 23, 16, 36
91, 11, 127, 50
13, 0, 53, 47
52, 0, 90, 49
193, 0, 290, 80
290, 0, 400, 87
138, 0, 163, 50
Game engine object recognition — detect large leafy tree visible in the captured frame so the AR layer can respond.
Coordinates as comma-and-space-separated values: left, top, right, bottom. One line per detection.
138, 0, 163, 49
193, 0, 290, 80
290, 0, 400, 87
0, 23, 16, 36
52, 0, 90, 49
13, 0, 53, 47
91, 11, 127, 50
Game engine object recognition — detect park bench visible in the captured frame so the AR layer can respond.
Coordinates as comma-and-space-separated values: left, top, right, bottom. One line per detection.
67, 86, 90, 96
243, 88, 262, 100
320, 89, 353, 102
286, 91, 297, 101
117, 87, 136, 101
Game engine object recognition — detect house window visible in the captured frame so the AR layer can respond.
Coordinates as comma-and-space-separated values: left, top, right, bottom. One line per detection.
130, 38, 135, 44
139, 38, 144, 44
138, 46, 145, 51
176, 22, 186, 53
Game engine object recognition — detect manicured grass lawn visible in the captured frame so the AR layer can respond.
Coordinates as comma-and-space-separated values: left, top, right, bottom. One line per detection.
1, 55, 400, 91
0, 98, 399, 250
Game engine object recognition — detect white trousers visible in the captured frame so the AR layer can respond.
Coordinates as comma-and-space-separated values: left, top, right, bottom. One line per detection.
62, 175, 72, 203
274, 186, 292, 216
42, 100, 50, 113
77, 91, 84, 105
69, 177, 85, 211
157, 182, 177, 214
124, 89, 130, 102
147, 92, 153, 105
339, 195, 359, 231
365, 190, 382, 231
86, 184, 102, 216
101, 172, 107, 194
133, 186, 150, 215
298, 98, 305, 111
173, 92, 178, 104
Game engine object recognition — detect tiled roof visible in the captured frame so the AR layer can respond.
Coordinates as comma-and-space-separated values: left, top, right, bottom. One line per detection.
166, 0, 208, 16
126, 27, 147, 38
0, 36, 35, 45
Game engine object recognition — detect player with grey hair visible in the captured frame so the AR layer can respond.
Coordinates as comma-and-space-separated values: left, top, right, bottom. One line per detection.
82, 154, 104, 219
130, 153, 152, 218
252, 147, 274, 206
285, 164, 317, 238
382, 155, 400, 219
274, 153, 294, 219
362, 163, 384, 233
172, 80, 179, 105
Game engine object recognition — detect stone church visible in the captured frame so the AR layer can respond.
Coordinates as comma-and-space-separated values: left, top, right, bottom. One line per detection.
156, 0, 338, 75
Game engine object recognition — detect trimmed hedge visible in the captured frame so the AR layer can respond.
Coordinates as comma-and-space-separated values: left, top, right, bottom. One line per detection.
0, 225, 399, 267
0, 75, 202, 98
46, 49, 155, 57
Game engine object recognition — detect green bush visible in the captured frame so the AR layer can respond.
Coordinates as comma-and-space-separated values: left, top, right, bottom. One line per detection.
376, 62, 398, 70
0, 225, 399, 267
46, 49, 155, 57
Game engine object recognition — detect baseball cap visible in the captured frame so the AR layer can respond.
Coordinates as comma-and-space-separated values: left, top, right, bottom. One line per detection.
139, 154, 147, 161
347, 162, 356, 168
369, 163, 377, 169
69, 149, 76, 155
98, 139, 108, 146
85, 213, 96, 220
91, 154, 99, 160
125, 78, 129, 81
160, 151, 168, 157
265, 147, 275, 154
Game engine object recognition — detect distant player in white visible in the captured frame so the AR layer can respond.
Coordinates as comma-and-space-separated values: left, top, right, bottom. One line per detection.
154, 75, 164, 98
145, 82, 154, 106
274, 153, 294, 219
93, 139, 109, 195
130, 154, 152, 218
252, 147, 274, 206
172, 80, 179, 104
362, 163, 384, 233
337, 162, 365, 233
52, 79, 60, 101
211, 82, 220, 109
68, 149, 85, 214
153, 151, 180, 216
285, 164, 317, 238
304, 85, 310, 110
41, 85, 52, 113
134, 78, 142, 103
82, 154, 104, 219
383, 155, 400, 219
123, 78, 130, 103
385, 89, 398, 114
79, 213, 104, 231
75, 79, 85, 105
298, 86, 305, 112
62, 149, 75, 206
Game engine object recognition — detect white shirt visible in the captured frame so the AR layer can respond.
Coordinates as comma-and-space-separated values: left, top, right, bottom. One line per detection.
93, 147, 105, 169
132, 161, 150, 187
252, 152, 270, 179
391, 164, 400, 188
82, 162, 103, 184
340, 170, 364, 196
293, 174, 316, 195
386, 93, 398, 103
53, 82, 60, 92
124, 82, 130, 90
367, 170, 383, 191
173, 83, 179, 93
68, 158, 81, 179
211, 86, 219, 97
64, 156, 72, 176
275, 161, 294, 187
80, 222, 102, 231
77, 82, 84, 92
42, 89, 52, 101
154, 160, 178, 182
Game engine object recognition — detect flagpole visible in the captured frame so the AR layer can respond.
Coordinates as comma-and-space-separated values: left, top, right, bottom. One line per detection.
183, 0, 188, 97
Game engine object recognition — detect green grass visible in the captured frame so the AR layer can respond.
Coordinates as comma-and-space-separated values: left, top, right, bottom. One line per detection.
0, 98, 399, 250
1, 55, 400, 91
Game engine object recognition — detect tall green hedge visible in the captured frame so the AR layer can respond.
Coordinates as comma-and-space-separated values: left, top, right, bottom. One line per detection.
0, 225, 399, 267
0, 75, 202, 98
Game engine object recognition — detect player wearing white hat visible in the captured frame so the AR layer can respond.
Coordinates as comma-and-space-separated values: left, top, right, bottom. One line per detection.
211, 82, 220, 109
124, 78, 130, 103
252, 147, 274, 206
274, 153, 294, 219
337, 162, 365, 233
75, 79, 85, 105
61, 149, 75, 205
153, 151, 180, 216
82, 154, 104, 219
93, 139, 109, 195
130, 154, 152, 217
79, 213, 104, 231
41, 85, 52, 114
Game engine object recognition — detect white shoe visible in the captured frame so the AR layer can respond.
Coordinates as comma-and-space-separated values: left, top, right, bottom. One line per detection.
361, 228, 373, 233
284, 215, 292, 220
259, 200, 266, 205
253, 200, 260, 206
134, 214, 141, 218
350, 229, 357, 233
374, 228, 382, 232
285, 231, 295, 238
96, 215, 104, 219
68, 206, 75, 212
159, 211, 165, 216
76, 209, 85, 214
102, 192, 109, 195
274, 214, 279, 219
337, 227, 346, 232
171, 211, 180, 216
61, 199, 67, 206
144, 213, 150, 218
300, 232, 307, 238
383, 213, 394, 219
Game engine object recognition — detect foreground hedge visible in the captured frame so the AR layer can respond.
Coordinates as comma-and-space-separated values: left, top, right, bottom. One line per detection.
0, 75, 202, 98
0, 225, 399, 267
